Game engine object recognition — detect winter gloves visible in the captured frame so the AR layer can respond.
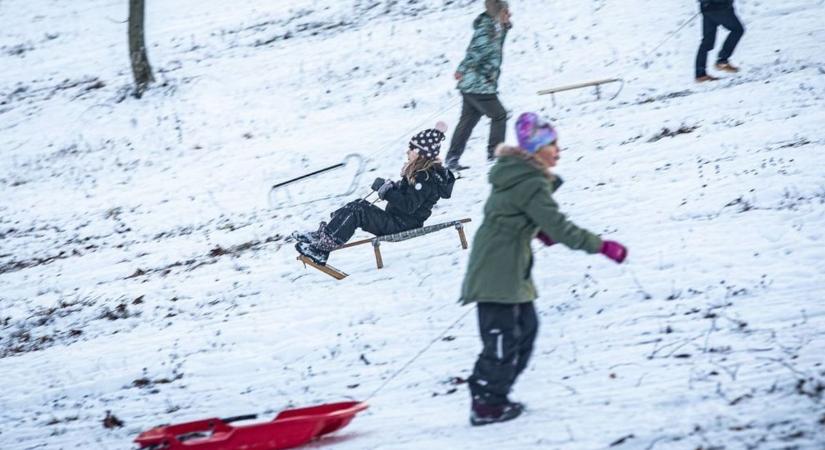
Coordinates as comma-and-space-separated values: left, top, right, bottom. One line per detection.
371, 177, 396, 200
536, 231, 555, 246
538, 232, 627, 264
371, 177, 385, 192
600, 240, 627, 264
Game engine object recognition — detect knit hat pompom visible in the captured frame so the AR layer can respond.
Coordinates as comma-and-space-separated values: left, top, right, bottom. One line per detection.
409, 122, 448, 160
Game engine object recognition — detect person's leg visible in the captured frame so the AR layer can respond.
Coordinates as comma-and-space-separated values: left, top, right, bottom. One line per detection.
716, 9, 744, 64
469, 302, 519, 405
297, 200, 403, 265
466, 94, 507, 160
355, 207, 409, 237
324, 199, 405, 244
695, 13, 719, 78
445, 94, 483, 166
512, 302, 539, 383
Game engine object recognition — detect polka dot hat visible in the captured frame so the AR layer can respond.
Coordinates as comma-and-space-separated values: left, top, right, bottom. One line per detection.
409, 121, 448, 161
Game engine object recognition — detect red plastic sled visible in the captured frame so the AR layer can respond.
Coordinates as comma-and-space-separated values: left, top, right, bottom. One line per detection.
135, 401, 368, 450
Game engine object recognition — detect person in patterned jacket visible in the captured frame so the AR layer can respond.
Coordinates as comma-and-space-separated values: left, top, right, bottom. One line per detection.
444, 0, 511, 171
292, 123, 456, 266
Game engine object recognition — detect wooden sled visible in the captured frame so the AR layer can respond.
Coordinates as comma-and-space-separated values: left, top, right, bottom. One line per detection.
339, 218, 471, 270
537, 78, 624, 106
296, 218, 471, 279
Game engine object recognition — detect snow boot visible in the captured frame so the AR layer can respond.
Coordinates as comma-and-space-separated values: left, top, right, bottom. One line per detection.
469, 399, 523, 426
291, 221, 327, 244
695, 74, 720, 83
295, 242, 330, 266
714, 61, 740, 73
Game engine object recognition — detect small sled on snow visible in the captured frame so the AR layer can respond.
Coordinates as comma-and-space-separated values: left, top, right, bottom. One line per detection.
269, 154, 366, 210
298, 218, 471, 280
135, 401, 368, 450
537, 78, 624, 106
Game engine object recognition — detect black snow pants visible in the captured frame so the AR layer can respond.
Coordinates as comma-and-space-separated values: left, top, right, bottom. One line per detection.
445, 93, 507, 164
468, 302, 539, 405
325, 199, 413, 244
695, 8, 745, 77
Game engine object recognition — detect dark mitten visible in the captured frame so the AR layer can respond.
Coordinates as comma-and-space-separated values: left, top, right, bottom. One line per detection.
536, 231, 555, 246
377, 180, 396, 200
371, 177, 386, 192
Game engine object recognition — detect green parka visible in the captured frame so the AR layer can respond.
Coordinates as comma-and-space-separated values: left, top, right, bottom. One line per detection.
456, 12, 508, 95
459, 149, 603, 305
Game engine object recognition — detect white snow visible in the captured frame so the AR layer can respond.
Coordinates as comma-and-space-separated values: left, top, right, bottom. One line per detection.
1, 0, 824, 449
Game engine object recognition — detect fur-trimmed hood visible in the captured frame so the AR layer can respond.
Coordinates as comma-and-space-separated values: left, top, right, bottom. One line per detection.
490, 144, 561, 191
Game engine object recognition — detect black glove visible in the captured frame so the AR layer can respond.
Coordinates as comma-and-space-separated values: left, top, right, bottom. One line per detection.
377, 180, 395, 200
371, 177, 386, 192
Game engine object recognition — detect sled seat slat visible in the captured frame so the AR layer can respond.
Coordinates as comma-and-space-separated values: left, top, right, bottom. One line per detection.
337, 218, 471, 270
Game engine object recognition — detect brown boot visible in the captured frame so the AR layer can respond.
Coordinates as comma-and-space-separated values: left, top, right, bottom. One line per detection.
695, 74, 720, 83
715, 62, 740, 73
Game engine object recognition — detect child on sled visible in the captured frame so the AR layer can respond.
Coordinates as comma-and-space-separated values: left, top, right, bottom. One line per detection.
293, 122, 456, 265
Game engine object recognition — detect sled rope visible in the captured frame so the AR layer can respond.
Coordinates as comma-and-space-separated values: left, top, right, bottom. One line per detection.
366, 307, 474, 401
641, 12, 700, 68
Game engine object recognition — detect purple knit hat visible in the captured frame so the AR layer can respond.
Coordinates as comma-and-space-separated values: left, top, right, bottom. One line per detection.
515, 112, 558, 153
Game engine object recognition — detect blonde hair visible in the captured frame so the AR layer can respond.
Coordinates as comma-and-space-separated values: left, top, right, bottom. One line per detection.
401, 157, 440, 183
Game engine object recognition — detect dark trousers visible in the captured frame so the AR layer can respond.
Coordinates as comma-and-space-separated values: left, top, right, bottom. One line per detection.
695, 8, 745, 77
325, 199, 409, 244
446, 93, 507, 164
468, 302, 539, 405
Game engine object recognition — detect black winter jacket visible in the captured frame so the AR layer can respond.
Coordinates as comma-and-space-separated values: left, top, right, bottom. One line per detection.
384, 165, 455, 227
700, 0, 734, 11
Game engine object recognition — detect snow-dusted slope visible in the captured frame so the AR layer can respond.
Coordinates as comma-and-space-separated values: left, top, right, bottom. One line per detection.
1, 0, 824, 448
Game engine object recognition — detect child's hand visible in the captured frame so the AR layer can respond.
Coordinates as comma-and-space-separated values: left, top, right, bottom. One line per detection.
536, 231, 555, 246
377, 180, 396, 200
371, 177, 386, 192
600, 240, 628, 264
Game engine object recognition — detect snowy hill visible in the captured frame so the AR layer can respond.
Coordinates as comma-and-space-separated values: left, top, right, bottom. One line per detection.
1, 0, 824, 449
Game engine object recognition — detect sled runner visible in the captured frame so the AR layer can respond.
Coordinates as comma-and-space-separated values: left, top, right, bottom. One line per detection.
537, 78, 624, 106
297, 255, 348, 280
135, 401, 368, 450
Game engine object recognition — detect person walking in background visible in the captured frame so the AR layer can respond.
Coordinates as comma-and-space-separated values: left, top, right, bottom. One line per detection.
445, 0, 511, 171
695, 0, 745, 82
459, 112, 628, 426
292, 123, 455, 266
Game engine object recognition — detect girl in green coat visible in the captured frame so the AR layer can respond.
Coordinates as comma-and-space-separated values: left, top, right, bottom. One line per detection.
463, 112, 628, 426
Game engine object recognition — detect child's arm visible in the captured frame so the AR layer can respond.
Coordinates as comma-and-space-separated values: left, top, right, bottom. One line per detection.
383, 176, 433, 214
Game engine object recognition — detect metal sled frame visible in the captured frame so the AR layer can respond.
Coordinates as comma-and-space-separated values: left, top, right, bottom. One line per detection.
269, 153, 366, 210
337, 218, 471, 270
537, 78, 624, 106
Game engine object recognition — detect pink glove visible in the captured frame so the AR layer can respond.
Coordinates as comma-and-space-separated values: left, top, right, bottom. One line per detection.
600, 240, 627, 264
536, 231, 555, 246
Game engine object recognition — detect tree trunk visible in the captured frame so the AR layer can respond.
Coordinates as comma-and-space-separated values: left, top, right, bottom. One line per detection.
128, 0, 154, 98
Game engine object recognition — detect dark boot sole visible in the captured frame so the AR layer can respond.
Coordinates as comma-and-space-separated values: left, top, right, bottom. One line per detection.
295, 243, 328, 266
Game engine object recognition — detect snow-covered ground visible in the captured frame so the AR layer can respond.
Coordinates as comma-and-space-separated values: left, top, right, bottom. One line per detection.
2, 0, 824, 448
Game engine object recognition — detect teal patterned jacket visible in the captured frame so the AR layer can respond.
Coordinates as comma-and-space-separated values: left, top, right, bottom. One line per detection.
456, 13, 508, 95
